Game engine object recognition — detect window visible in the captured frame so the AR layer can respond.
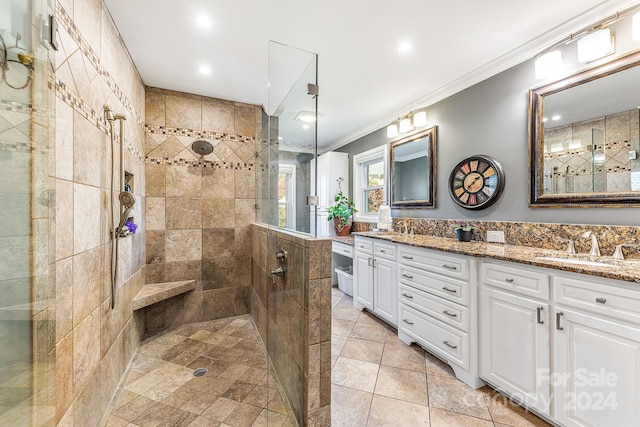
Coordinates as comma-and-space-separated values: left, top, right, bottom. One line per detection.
278, 165, 296, 229
353, 146, 387, 221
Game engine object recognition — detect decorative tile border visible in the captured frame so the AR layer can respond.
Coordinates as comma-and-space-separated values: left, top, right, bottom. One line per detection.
146, 125, 255, 144
145, 155, 261, 171
0, 99, 32, 114
55, 3, 144, 128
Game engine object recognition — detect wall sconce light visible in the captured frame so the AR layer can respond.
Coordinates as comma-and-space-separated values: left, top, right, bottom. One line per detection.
386, 124, 398, 138
577, 28, 614, 62
633, 12, 640, 40
413, 111, 427, 127
535, 50, 562, 79
399, 117, 413, 133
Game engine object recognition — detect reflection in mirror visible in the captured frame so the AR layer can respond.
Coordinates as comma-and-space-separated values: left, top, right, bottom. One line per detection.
391, 126, 436, 208
529, 50, 640, 207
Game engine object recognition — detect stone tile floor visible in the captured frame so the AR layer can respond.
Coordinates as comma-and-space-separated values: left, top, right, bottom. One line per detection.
330, 287, 551, 427
102, 316, 296, 427
103, 288, 552, 426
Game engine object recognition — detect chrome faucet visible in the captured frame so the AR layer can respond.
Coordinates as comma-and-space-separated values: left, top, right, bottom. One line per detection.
565, 239, 576, 254
581, 231, 601, 256
613, 244, 638, 260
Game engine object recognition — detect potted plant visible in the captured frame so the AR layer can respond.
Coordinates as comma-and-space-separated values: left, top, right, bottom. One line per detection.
327, 178, 358, 236
452, 221, 475, 242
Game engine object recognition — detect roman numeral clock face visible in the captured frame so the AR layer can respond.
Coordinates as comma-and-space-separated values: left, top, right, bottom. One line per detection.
448, 155, 505, 209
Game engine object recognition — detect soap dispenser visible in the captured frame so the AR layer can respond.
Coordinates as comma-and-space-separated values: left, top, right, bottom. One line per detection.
377, 202, 392, 231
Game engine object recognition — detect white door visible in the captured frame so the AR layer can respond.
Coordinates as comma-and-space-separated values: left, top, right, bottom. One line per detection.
353, 251, 373, 311
480, 287, 550, 416
373, 257, 397, 326
554, 308, 640, 427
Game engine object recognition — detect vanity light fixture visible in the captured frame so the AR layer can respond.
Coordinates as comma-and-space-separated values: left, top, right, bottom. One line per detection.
535, 50, 562, 79
199, 65, 211, 75
398, 41, 412, 54
386, 110, 428, 137
577, 28, 614, 63
196, 15, 211, 28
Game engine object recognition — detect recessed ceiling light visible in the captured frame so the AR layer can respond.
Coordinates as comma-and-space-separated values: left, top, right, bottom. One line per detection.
552, 115, 561, 121
543, 117, 549, 122
278, 136, 283, 140
295, 111, 317, 123
303, 124, 310, 130
199, 65, 211, 75
398, 41, 412, 53
196, 15, 211, 28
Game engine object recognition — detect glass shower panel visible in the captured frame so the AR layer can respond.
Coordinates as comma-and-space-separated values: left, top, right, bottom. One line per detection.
263, 41, 317, 426
591, 128, 606, 192
0, 0, 55, 425
265, 41, 317, 235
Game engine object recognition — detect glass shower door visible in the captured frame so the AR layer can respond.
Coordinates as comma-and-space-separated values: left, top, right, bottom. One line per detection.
0, 0, 55, 425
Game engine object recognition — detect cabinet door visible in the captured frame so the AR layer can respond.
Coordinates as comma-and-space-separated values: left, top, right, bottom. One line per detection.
353, 252, 373, 310
480, 287, 550, 416
554, 308, 640, 427
373, 257, 397, 326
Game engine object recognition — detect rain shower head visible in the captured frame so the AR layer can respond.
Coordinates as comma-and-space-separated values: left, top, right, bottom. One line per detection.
119, 191, 135, 208
191, 140, 214, 157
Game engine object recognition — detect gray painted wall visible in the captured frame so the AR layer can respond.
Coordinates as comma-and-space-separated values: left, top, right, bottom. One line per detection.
396, 157, 428, 202
337, 59, 639, 226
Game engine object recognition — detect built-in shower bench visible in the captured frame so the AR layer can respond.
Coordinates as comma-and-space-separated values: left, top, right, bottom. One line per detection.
132, 280, 196, 310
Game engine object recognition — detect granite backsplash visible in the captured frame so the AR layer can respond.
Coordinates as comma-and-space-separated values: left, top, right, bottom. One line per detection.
353, 219, 640, 259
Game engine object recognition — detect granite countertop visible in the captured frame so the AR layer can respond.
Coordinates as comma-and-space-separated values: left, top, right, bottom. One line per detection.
354, 231, 640, 284
331, 235, 355, 246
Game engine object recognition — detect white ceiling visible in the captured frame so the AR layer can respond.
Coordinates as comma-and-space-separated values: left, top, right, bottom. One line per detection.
104, 0, 639, 150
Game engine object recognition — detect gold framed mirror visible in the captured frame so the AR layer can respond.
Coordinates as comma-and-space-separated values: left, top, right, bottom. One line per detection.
390, 126, 436, 208
529, 49, 640, 207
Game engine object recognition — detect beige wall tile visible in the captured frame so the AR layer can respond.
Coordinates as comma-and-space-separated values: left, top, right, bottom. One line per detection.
202, 98, 235, 133
56, 179, 74, 260
145, 89, 166, 127
145, 197, 165, 231
166, 198, 202, 230
165, 229, 202, 262
235, 105, 256, 137
73, 308, 101, 394
73, 112, 102, 187
234, 169, 255, 199
202, 199, 235, 228
202, 228, 235, 259
56, 97, 74, 181
72, 247, 102, 327
234, 199, 255, 228
166, 93, 202, 130
146, 230, 165, 265
145, 164, 166, 197
73, 183, 101, 254
56, 257, 74, 341
203, 169, 234, 199
56, 332, 74, 423
166, 166, 202, 198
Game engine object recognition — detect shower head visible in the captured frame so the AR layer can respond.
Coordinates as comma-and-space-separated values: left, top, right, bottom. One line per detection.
191, 140, 214, 157
119, 191, 135, 208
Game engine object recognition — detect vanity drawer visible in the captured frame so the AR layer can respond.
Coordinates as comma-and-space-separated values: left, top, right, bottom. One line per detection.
374, 241, 396, 260
400, 284, 469, 332
554, 275, 640, 325
398, 246, 469, 282
399, 265, 469, 306
480, 261, 549, 300
400, 304, 469, 369
332, 241, 353, 258
354, 237, 373, 254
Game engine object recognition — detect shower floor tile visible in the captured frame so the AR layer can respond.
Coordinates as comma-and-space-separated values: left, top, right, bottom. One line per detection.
102, 315, 296, 427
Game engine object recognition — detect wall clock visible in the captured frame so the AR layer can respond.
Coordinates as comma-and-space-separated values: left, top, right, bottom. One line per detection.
448, 155, 505, 210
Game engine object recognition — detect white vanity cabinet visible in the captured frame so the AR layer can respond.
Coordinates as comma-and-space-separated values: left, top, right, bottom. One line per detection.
479, 261, 551, 416
397, 245, 482, 388
553, 274, 640, 427
353, 237, 398, 326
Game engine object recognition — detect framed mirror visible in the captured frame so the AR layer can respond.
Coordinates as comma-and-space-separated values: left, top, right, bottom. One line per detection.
390, 126, 436, 208
529, 49, 640, 207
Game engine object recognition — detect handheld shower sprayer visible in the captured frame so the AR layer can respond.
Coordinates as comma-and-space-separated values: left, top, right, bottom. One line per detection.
117, 191, 135, 235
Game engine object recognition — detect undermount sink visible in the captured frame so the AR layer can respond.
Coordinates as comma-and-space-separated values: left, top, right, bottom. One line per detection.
535, 256, 618, 268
